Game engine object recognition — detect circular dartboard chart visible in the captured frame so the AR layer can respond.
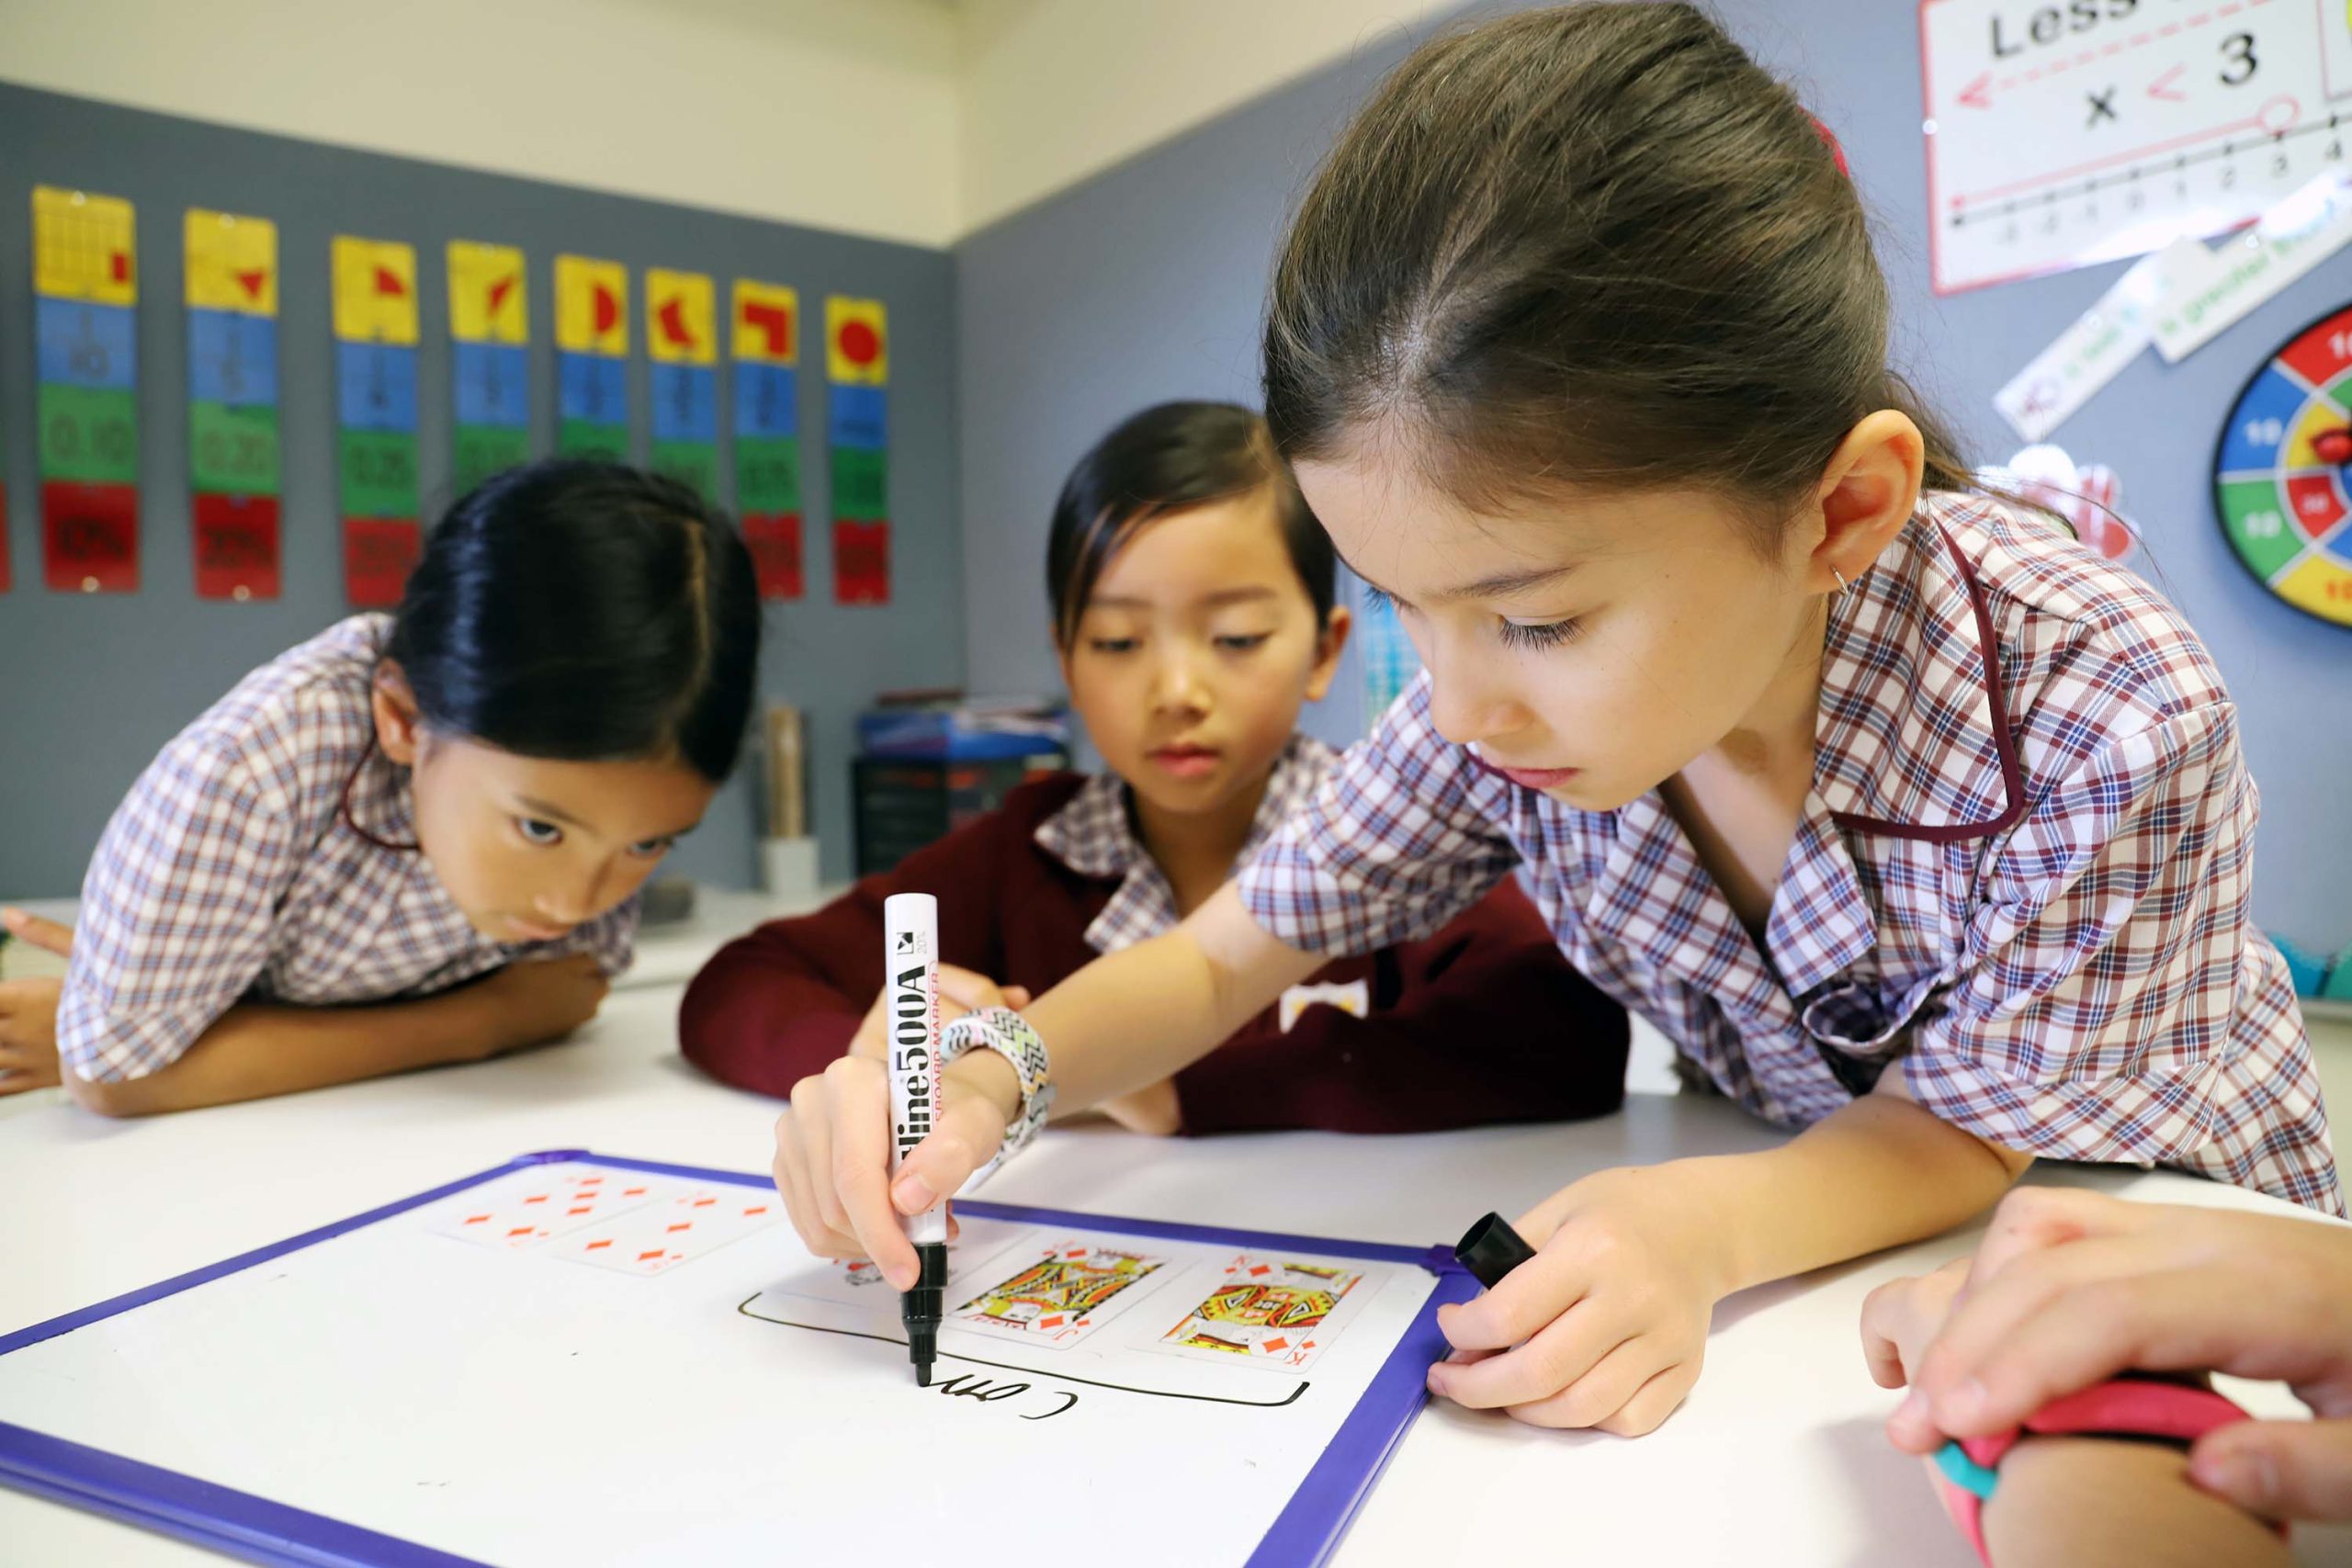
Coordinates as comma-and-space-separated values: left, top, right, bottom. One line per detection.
2213, 304, 2352, 629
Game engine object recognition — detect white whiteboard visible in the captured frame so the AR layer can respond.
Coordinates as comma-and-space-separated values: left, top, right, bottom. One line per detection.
0, 1156, 1450, 1566
1921, 0, 2352, 292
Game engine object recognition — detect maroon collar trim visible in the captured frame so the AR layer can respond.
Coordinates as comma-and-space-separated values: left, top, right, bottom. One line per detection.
1828, 525, 2029, 845
338, 738, 421, 854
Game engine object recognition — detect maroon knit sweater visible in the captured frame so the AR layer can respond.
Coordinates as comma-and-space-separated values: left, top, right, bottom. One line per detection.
679, 773, 1628, 1134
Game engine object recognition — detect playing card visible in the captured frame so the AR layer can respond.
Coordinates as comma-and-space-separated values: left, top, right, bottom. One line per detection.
550, 1186, 782, 1277
1144, 1254, 1371, 1372
948, 1237, 1170, 1349
429, 1169, 666, 1251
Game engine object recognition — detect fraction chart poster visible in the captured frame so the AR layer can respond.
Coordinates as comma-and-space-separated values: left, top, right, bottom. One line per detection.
0, 1153, 1461, 1567
32, 186, 141, 593
184, 208, 281, 600
1920, 0, 2352, 292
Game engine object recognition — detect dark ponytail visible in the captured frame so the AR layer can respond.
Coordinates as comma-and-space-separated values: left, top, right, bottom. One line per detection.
385, 459, 761, 782
1264, 3, 1978, 536
1046, 400, 1335, 648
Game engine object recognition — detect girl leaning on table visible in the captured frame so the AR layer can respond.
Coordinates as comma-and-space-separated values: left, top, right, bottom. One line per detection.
0, 460, 759, 1114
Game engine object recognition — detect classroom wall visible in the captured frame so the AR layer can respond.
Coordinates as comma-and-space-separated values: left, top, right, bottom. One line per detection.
955, 0, 2352, 949
955, 0, 1463, 235
0, 0, 962, 249
0, 83, 964, 898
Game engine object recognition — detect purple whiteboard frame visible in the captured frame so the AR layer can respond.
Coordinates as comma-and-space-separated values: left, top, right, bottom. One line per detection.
0, 1149, 1477, 1568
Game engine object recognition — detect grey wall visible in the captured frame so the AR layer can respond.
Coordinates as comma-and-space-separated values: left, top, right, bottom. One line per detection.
956, 2, 2352, 949
0, 83, 963, 897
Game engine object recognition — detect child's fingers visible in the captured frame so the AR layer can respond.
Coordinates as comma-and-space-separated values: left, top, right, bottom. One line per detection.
789, 1075, 850, 1240
1589, 1358, 1701, 1438
1908, 1235, 2166, 1414
1858, 1284, 1913, 1392
1964, 1186, 2148, 1289
1430, 1300, 1626, 1409
1438, 1249, 1589, 1352
2192, 1416, 2352, 1523
891, 1094, 1001, 1221
934, 965, 1014, 1018
0, 908, 71, 957
1925, 1261, 2235, 1440
1491, 1333, 1663, 1430
817, 1056, 919, 1288
771, 1111, 831, 1257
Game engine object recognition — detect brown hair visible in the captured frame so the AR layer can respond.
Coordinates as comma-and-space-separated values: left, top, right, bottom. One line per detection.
1262, 3, 1974, 535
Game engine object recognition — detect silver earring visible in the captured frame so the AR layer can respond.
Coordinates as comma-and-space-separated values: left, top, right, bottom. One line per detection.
1830, 566, 1849, 593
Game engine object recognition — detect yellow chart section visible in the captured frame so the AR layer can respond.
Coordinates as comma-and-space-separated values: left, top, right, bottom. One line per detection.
825, 296, 888, 384
556, 255, 629, 355
332, 237, 419, 344
647, 269, 717, 366
185, 209, 277, 314
34, 186, 137, 304
731, 281, 798, 365
448, 242, 527, 344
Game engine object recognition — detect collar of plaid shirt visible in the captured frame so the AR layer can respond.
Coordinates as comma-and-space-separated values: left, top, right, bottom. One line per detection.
1033, 734, 1335, 954
1518, 507, 2035, 1095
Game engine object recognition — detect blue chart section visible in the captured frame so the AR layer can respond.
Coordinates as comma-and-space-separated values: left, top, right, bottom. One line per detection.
36, 297, 136, 389
2217, 366, 2306, 475
454, 343, 529, 429
559, 353, 628, 423
335, 343, 419, 433
828, 383, 887, 449
735, 364, 797, 438
187, 310, 279, 407
651, 365, 718, 443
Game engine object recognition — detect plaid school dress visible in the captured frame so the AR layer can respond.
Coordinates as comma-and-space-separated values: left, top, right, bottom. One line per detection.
1238, 493, 2337, 1213
59, 615, 638, 1083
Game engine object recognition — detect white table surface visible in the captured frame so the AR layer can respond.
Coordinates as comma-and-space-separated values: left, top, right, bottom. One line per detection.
3, 985, 2346, 1566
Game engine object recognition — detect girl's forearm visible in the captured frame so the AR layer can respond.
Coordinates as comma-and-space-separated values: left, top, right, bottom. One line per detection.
1980, 1438, 2291, 1568
1019, 884, 1321, 1111
1679, 1093, 2033, 1297
66, 986, 510, 1117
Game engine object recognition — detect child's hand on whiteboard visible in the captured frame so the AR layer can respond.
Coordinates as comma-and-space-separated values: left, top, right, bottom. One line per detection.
847, 965, 1032, 1061
771, 1050, 1018, 1289
1427, 1163, 1737, 1436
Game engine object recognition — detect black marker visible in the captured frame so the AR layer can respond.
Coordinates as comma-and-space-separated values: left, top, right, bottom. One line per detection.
883, 893, 948, 1385
1453, 1211, 1538, 1291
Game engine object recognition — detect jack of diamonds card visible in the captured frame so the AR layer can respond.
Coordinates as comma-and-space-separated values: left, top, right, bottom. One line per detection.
948, 1237, 1170, 1348
428, 1168, 665, 1250
1145, 1254, 1374, 1372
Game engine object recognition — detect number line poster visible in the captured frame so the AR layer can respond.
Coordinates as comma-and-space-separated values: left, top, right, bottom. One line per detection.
184, 208, 281, 601
1920, 0, 2352, 293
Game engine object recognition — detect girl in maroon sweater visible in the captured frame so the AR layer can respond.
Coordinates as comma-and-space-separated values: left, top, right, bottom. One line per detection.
679, 400, 1625, 1134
